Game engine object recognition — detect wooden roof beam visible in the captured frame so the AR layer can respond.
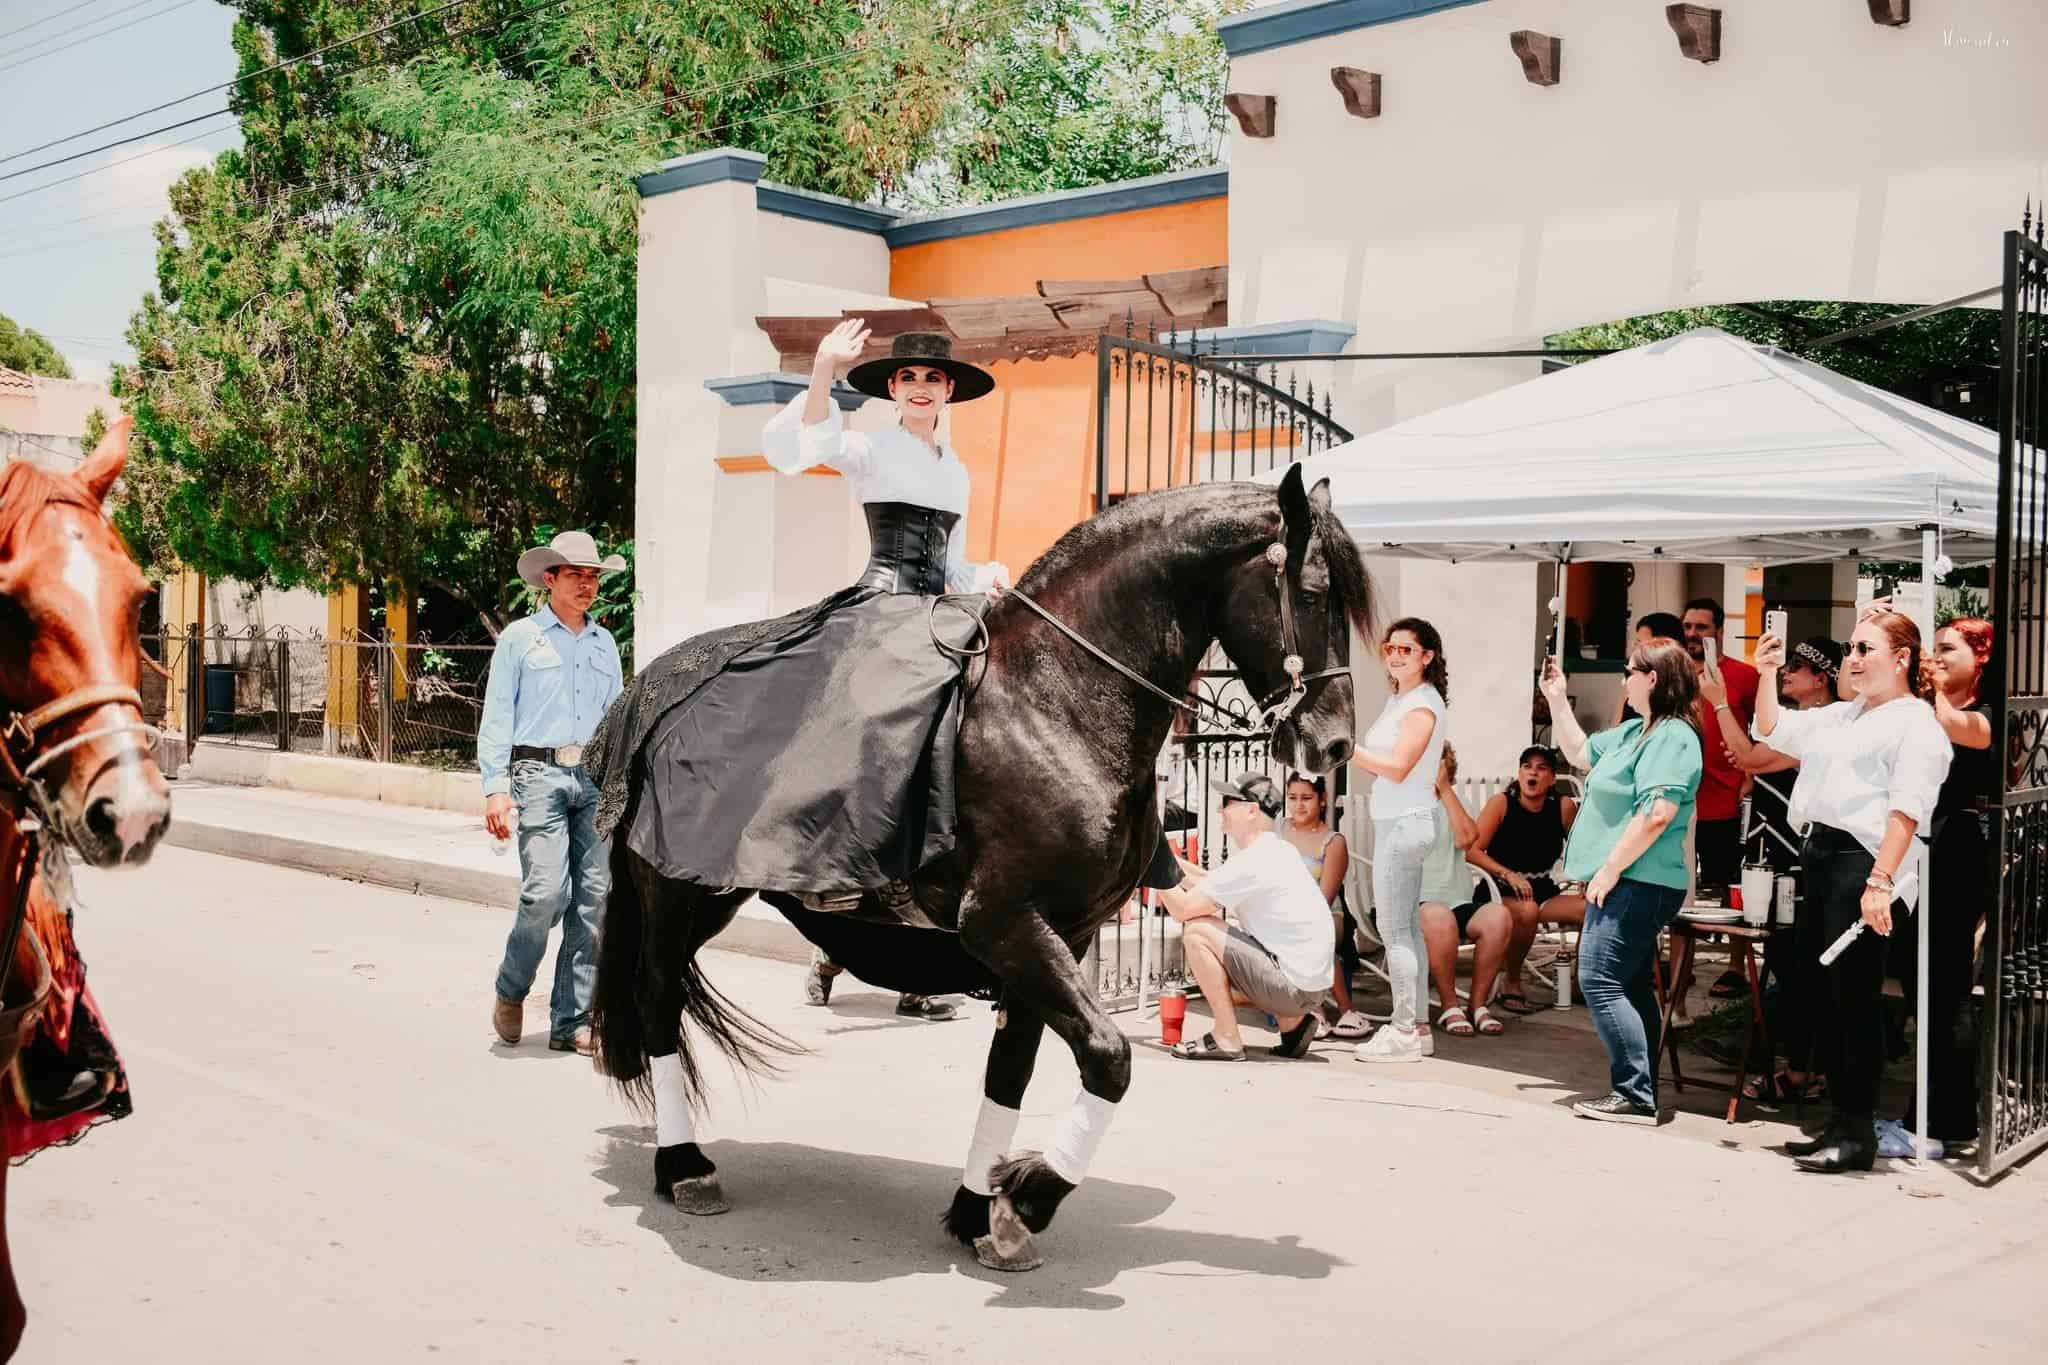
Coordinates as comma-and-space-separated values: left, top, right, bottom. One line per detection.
1224, 92, 1276, 138
1508, 31, 1561, 86
1329, 67, 1382, 118
1666, 5, 1722, 64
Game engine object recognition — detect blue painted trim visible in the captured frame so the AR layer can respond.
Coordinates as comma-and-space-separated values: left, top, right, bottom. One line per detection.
634, 147, 766, 199
882, 167, 1227, 247
1159, 319, 1357, 357
755, 184, 901, 234
704, 373, 868, 413
1218, 0, 1492, 58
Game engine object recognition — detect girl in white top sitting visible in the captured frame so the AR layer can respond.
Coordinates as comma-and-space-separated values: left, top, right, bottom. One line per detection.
1752, 611, 1952, 1174
1347, 616, 1449, 1063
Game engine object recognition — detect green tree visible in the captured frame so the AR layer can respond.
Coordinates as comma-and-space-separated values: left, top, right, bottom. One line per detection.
0, 312, 72, 378
1550, 301, 2000, 413
904, 0, 1246, 208
117, 1, 990, 629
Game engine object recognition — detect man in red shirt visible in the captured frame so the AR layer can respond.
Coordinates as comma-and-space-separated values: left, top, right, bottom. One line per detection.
1681, 597, 1757, 903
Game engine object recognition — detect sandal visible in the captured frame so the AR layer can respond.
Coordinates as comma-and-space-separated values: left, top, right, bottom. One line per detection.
1497, 991, 1542, 1016
1437, 1005, 1475, 1037
1472, 1005, 1505, 1035
1741, 1069, 1826, 1103
1708, 969, 1750, 999
1274, 1016, 1318, 1059
1172, 1033, 1245, 1061
1329, 1010, 1373, 1040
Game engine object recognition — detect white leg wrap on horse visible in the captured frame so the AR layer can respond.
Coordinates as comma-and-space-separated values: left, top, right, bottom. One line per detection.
650, 1052, 695, 1147
1044, 1091, 1118, 1185
962, 1098, 1022, 1196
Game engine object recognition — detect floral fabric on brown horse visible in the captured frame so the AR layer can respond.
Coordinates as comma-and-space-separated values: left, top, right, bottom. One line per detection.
0, 867, 131, 1161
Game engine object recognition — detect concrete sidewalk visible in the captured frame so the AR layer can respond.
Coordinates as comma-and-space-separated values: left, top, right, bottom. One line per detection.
162, 778, 810, 963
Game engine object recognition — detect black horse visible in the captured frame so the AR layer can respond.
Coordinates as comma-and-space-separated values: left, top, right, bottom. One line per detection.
592, 464, 1371, 1271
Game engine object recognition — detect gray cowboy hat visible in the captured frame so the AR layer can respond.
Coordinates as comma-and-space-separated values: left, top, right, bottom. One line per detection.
516, 530, 627, 589
845, 331, 995, 404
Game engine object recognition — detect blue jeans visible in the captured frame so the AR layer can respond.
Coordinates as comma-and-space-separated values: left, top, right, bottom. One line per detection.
1371, 811, 1434, 1032
495, 761, 608, 1039
1576, 877, 1684, 1110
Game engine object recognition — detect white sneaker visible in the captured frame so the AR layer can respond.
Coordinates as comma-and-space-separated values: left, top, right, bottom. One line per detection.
1671, 1001, 1694, 1030
1355, 1025, 1424, 1064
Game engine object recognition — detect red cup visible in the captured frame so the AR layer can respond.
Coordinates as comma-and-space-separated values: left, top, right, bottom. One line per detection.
1728, 886, 1743, 910
1159, 989, 1187, 1045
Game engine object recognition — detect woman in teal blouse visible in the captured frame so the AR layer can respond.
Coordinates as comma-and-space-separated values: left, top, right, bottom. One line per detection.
1538, 639, 1704, 1125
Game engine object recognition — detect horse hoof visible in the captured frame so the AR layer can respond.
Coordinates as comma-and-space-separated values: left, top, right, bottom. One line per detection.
670, 1175, 730, 1215
974, 1191, 1041, 1270
973, 1232, 1043, 1272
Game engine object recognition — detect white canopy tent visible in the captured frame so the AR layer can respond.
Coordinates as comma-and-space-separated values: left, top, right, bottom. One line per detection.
1264, 327, 2002, 1167
1272, 327, 1999, 569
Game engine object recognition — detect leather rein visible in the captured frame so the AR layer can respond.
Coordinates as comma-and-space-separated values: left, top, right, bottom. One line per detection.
0, 682, 157, 1030
938, 540, 1349, 736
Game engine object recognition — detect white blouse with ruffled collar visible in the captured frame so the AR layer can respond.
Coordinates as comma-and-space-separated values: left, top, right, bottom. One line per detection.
761, 396, 1008, 594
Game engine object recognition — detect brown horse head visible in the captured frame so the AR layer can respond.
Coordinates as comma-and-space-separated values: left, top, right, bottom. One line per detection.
0, 418, 170, 866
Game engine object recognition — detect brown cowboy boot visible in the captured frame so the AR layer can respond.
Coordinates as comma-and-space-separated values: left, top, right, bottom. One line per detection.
492, 996, 522, 1045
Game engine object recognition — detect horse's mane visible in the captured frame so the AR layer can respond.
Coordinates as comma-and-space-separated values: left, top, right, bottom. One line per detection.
1019, 481, 1375, 638
0, 459, 99, 560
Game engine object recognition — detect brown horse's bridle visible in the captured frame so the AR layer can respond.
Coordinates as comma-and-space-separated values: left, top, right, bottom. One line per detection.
0, 682, 156, 1060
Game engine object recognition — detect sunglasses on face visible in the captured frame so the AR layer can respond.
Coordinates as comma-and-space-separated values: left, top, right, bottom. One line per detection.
1383, 642, 1419, 658
1847, 641, 1897, 657
1626, 662, 1653, 676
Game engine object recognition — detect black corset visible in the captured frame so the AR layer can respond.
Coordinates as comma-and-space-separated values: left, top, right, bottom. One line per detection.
857, 501, 958, 596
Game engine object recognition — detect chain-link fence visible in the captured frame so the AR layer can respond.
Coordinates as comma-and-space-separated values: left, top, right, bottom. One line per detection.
145, 626, 498, 771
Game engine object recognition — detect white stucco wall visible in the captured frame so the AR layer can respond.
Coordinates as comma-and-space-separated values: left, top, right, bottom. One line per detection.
636, 181, 905, 655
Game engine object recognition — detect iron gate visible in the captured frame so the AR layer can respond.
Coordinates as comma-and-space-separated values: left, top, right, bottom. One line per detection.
1083, 325, 1357, 1008
1984, 209, 2048, 1178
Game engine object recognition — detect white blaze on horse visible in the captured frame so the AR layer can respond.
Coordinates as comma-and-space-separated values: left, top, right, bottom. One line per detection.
587, 464, 1368, 1271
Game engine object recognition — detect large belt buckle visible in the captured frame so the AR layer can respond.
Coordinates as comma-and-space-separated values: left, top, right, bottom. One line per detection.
556, 744, 584, 767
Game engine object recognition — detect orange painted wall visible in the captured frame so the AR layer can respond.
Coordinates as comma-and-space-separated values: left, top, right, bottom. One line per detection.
890, 198, 1227, 300
891, 195, 1227, 572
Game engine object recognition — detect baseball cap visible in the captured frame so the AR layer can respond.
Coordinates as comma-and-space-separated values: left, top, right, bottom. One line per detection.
1209, 772, 1283, 817
1517, 744, 1558, 771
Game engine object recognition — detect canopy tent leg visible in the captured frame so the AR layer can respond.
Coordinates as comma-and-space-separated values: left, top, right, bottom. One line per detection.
1914, 527, 1936, 1167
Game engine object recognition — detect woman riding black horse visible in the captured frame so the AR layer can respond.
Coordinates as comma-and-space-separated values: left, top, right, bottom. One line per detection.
586, 350, 1371, 1269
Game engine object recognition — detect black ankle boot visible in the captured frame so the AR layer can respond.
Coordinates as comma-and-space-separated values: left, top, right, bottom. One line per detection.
1794, 1131, 1877, 1173
1783, 1118, 1846, 1157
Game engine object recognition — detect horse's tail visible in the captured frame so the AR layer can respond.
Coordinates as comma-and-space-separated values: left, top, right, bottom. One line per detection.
593, 811, 802, 1114
593, 826, 654, 1109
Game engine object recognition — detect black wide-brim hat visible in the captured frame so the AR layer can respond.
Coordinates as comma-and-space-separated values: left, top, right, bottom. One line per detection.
845, 331, 995, 404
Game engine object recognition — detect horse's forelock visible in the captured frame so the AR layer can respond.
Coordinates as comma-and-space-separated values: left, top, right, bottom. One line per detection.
0, 459, 100, 562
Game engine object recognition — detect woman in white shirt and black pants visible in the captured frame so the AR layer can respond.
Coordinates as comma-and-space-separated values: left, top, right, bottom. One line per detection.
1753, 612, 1952, 1173
1347, 617, 1449, 1064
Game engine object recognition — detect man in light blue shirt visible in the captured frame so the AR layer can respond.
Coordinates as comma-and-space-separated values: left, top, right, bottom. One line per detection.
482, 531, 627, 1054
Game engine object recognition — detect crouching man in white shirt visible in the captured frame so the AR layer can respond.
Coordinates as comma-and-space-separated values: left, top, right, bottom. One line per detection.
1158, 773, 1335, 1061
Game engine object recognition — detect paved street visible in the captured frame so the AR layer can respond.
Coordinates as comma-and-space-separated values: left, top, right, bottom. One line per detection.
11, 847, 2048, 1363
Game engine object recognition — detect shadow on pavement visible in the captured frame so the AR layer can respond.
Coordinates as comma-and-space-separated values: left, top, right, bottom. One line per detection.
591, 1127, 1347, 1308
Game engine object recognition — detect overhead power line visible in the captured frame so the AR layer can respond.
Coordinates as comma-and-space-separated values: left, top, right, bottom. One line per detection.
0, 0, 102, 48
0, 0, 202, 77
0, 0, 592, 174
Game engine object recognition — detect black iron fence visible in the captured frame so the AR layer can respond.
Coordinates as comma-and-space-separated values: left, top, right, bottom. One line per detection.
1094, 322, 1352, 509
143, 626, 497, 772
1984, 210, 2048, 1179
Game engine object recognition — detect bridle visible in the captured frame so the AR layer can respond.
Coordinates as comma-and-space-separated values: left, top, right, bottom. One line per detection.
0, 662, 158, 1095
0, 683, 154, 796
954, 538, 1350, 736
